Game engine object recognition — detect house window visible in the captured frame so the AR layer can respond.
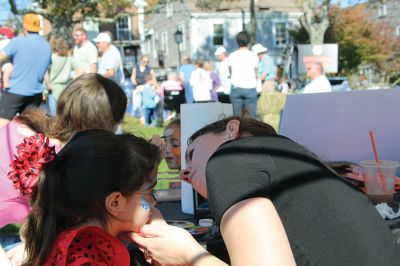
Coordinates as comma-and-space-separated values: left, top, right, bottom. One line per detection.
116, 16, 132, 41
144, 35, 152, 56
152, 34, 159, 59
177, 23, 186, 51
378, 4, 387, 17
166, 0, 173, 18
273, 22, 287, 47
213, 23, 224, 46
396, 25, 400, 37
161, 31, 169, 56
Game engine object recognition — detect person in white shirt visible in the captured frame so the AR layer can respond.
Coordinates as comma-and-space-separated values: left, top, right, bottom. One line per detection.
228, 31, 259, 117
189, 60, 212, 102
93, 32, 125, 87
72, 27, 98, 77
303, 62, 332, 94
214, 47, 230, 95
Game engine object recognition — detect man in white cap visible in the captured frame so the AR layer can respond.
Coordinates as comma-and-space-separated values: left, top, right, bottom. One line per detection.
214, 47, 230, 97
252, 43, 277, 93
93, 32, 125, 86
0, 13, 51, 127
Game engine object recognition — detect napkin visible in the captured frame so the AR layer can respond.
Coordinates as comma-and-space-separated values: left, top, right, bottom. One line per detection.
375, 203, 400, 219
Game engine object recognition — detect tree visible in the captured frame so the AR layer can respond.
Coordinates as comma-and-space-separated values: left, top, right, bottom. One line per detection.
8, 0, 132, 39
326, 4, 400, 82
297, 0, 331, 44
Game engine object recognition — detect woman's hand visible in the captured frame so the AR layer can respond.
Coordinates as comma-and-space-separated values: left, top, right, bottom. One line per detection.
130, 223, 211, 266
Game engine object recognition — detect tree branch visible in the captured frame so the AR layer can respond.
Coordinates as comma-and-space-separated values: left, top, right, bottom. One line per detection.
8, 0, 19, 14
70, 1, 97, 13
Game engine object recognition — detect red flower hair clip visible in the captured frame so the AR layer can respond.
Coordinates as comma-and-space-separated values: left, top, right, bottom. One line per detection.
7, 133, 56, 197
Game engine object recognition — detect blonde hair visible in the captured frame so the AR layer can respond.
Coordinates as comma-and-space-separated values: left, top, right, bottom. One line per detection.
203, 61, 213, 72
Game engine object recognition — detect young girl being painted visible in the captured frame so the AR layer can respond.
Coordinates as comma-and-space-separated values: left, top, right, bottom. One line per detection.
8, 129, 161, 266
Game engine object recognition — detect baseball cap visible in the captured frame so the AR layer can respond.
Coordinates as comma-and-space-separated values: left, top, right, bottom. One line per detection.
0, 27, 14, 39
251, 43, 268, 54
23, 13, 41, 32
93, 32, 111, 43
214, 47, 227, 56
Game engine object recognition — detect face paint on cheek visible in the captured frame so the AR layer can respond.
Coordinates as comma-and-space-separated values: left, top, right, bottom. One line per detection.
140, 183, 152, 211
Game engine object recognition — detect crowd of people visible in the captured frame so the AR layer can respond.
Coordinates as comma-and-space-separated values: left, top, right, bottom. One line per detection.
0, 13, 128, 127
0, 12, 332, 127
2, 13, 390, 266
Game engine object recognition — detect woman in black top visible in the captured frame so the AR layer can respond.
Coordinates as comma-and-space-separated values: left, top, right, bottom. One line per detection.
132, 116, 399, 266
130, 55, 156, 86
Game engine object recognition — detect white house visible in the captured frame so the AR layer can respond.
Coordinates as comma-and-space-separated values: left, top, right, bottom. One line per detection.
143, 0, 302, 69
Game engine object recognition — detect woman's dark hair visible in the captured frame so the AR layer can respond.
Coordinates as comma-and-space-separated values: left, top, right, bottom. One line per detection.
188, 116, 277, 145
236, 31, 250, 47
21, 130, 149, 266
49, 74, 127, 143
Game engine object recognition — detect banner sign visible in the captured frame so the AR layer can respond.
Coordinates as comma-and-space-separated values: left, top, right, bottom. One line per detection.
298, 44, 338, 73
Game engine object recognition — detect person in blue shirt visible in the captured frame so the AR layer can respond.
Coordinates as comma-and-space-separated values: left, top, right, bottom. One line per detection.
142, 73, 157, 126
0, 13, 51, 127
252, 43, 277, 93
179, 56, 196, 103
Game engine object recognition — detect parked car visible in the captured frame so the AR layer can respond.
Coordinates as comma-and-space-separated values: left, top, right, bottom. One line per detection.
327, 77, 352, 92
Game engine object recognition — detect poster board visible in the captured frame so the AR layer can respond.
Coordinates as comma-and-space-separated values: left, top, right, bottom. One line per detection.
279, 89, 400, 174
180, 103, 233, 214
298, 44, 338, 73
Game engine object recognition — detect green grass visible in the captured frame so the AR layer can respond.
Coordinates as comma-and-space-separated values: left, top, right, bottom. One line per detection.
122, 115, 179, 191
0, 224, 20, 234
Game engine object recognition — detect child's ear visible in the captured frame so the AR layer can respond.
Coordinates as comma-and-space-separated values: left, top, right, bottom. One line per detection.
105, 192, 124, 215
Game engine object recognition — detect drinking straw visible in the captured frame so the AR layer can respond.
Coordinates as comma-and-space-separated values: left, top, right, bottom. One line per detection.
369, 130, 387, 192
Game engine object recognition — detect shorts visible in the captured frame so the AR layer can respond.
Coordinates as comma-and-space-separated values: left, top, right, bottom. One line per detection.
0, 90, 42, 120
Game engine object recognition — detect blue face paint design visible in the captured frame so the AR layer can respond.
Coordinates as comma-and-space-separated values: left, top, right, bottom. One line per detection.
140, 182, 153, 211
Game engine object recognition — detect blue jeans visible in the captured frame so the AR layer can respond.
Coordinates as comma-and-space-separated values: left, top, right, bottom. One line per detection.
47, 93, 57, 116
144, 107, 155, 125
0, 234, 21, 251
184, 83, 194, 103
229, 86, 258, 117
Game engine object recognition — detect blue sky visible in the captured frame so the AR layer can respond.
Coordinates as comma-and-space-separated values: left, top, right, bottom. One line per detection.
0, 0, 32, 25
335, 0, 368, 7
1, 0, 368, 25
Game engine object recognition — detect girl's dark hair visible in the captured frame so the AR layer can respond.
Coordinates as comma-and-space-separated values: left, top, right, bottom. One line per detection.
188, 116, 277, 145
116, 134, 161, 180
21, 130, 148, 266
49, 74, 127, 143
236, 31, 250, 47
